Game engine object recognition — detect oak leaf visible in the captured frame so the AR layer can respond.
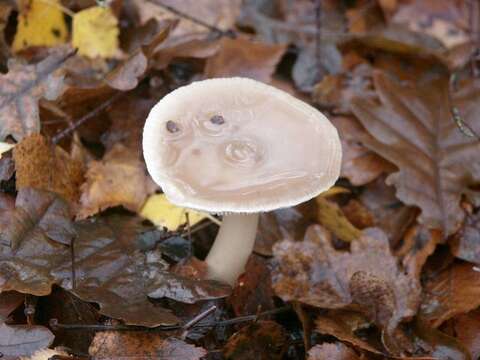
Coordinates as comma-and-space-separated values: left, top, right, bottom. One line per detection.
351, 71, 480, 235
77, 144, 156, 219
0, 48, 69, 141
272, 225, 420, 346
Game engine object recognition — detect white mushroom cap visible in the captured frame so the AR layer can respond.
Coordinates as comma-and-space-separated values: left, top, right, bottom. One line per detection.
143, 77, 342, 213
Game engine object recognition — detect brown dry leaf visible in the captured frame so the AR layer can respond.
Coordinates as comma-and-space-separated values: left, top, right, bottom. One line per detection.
341, 200, 375, 229
391, 0, 468, 49
13, 134, 84, 204
454, 309, 480, 360
105, 21, 174, 91
315, 312, 382, 355
0, 291, 24, 322
315, 197, 362, 242
399, 225, 442, 281
419, 262, 480, 328
134, 0, 241, 46
351, 71, 480, 236
307, 342, 362, 360
272, 225, 420, 348
204, 37, 286, 83
0, 3, 11, 72
0, 48, 70, 142
0, 324, 54, 358
451, 212, 480, 265
333, 116, 394, 186
77, 144, 155, 219
89, 333, 206, 360
359, 178, 417, 247
255, 205, 314, 256
223, 321, 287, 360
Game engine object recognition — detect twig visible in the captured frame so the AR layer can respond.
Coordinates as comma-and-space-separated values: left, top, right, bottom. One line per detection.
148, 0, 235, 38
52, 92, 124, 144
48, 305, 291, 332
71, 234, 77, 290
180, 305, 217, 339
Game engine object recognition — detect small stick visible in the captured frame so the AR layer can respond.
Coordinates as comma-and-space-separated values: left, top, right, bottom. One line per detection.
180, 305, 217, 339
71, 234, 77, 290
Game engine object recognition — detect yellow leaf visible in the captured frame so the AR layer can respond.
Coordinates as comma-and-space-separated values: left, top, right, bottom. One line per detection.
72, 6, 119, 58
13, 0, 68, 52
316, 196, 361, 243
0, 142, 14, 159
140, 194, 207, 230
319, 186, 351, 198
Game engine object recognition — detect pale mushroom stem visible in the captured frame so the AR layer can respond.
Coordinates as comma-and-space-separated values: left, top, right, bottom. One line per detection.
205, 213, 260, 285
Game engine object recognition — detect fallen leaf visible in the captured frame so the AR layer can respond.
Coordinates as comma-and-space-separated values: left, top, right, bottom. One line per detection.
315, 312, 382, 355
391, 0, 468, 49
307, 342, 362, 360
451, 212, 480, 265
223, 321, 287, 360
13, 0, 68, 52
0, 142, 14, 159
255, 205, 313, 256
454, 309, 480, 360
351, 71, 480, 235
0, 3, 11, 72
315, 197, 362, 242
13, 134, 84, 204
72, 6, 120, 58
105, 21, 174, 90
54, 215, 180, 327
0, 48, 69, 141
20, 348, 68, 360
0, 291, 24, 322
134, 0, 241, 46
0, 323, 54, 358
419, 261, 480, 328
333, 116, 394, 186
0, 187, 74, 250
273, 225, 420, 349
140, 193, 206, 230
77, 144, 155, 219
89, 333, 206, 360
204, 37, 286, 83
341, 200, 375, 230
229, 255, 275, 316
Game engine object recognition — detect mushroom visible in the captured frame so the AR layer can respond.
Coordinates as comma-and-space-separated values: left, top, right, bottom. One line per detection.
143, 77, 342, 285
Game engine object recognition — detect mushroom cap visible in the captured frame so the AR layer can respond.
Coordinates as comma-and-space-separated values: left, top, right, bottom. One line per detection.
143, 77, 342, 213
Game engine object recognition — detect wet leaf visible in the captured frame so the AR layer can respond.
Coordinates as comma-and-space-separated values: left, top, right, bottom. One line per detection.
77, 144, 156, 219
12, 0, 68, 52
204, 37, 286, 83
0, 187, 74, 250
89, 333, 206, 360
307, 342, 362, 360
140, 193, 207, 230
351, 71, 480, 235
273, 225, 420, 346
0, 48, 69, 141
72, 6, 120, 59
229, 255, 275, 316
223, 321, 287, 360
419, 262, 480, 328
0, 323, 54, 357
13, 134, 84, 204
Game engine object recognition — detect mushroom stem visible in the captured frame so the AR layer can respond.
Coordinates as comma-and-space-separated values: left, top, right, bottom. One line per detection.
205, 213, 260, 285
